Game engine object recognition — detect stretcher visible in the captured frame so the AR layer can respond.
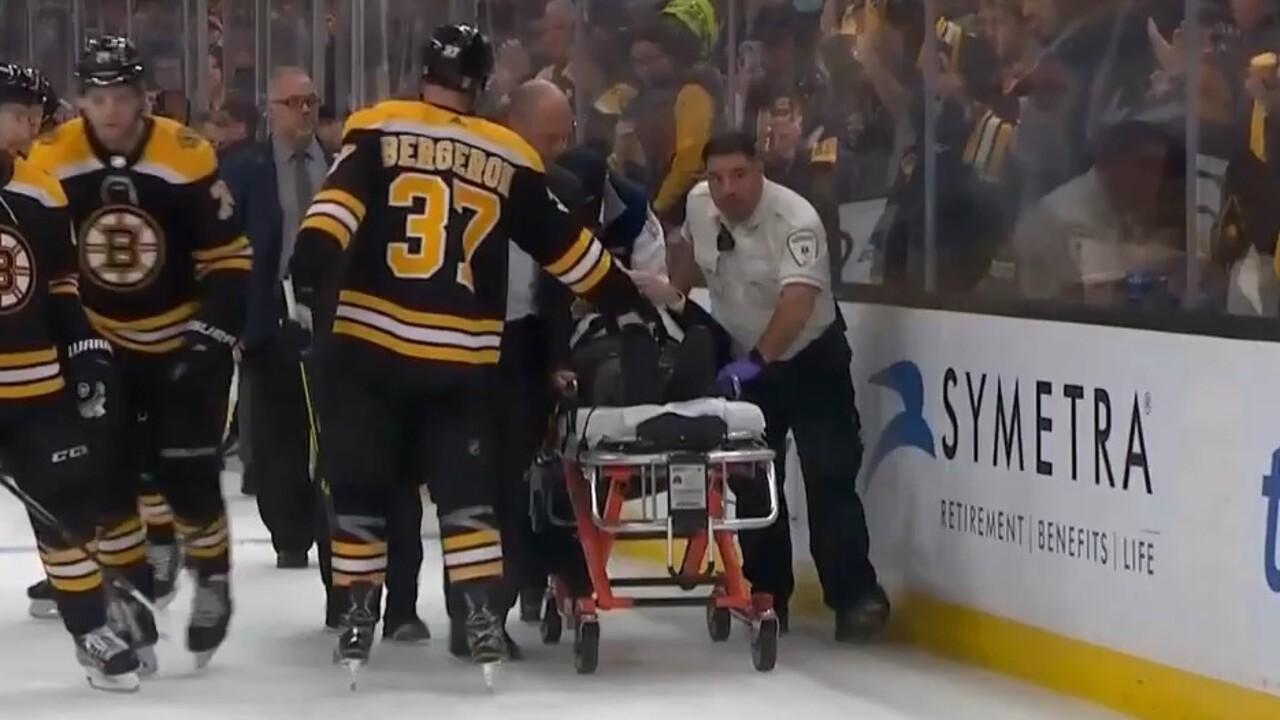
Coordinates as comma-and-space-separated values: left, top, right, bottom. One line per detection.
530, 389, 781, 674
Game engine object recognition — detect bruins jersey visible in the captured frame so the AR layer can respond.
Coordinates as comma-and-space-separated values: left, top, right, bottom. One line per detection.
0, 156, 101, 407
26, 116, 251, 355
292, 100, 645, 386
1215, 99, 1280, 271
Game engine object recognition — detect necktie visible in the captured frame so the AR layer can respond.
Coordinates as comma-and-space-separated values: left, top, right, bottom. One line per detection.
281, 149, 313, 277
294, 149, 314, 222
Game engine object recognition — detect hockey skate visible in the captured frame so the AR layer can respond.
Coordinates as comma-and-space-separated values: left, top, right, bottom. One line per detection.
147, 540, 181, 609
75, 625, 142, 693
333, 583, 380, 691
462, 591, 508, 690
187, 574, 232, 669
106, 592, 159, 676
27, 578, 58, 620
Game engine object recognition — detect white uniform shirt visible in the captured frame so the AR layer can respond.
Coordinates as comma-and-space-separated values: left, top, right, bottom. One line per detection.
506, 245, 539, 321
683, 179, 835, 361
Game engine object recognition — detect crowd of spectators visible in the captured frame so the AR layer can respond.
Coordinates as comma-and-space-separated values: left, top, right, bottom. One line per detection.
8, 0, 1280, 316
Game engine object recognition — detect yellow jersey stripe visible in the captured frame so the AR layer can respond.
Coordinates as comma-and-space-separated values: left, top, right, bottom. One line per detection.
313, 188, 367, 219
0, 376, 65, 399
0, 347, 57, 368
86, 302, 197, 330
333, 320, 501, 365
195, 257, 253, 278
545, 229, 593, 276
568, 251, 613, 295
191, 235, 250, 262
301, 214, 352, 250
86, 306, 193, 354
338, 290, 504, 333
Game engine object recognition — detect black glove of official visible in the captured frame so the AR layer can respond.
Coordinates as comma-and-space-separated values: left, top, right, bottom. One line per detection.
276, 300, 314, 357
168, 321, 236, 384
65, 339, 118, 420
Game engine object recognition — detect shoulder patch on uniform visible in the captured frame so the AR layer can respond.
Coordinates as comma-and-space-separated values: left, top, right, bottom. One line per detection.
175, 126, 202, 149
786, 229, 819, 267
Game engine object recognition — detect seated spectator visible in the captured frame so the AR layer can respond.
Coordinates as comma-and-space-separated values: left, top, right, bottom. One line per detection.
1007, 105, 1186, 308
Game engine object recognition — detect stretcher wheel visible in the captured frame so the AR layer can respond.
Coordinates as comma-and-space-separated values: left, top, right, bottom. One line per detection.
574, 620, 600, 674
706, 605, 731, 642
541, 595, 563, 645
750, 617, 778, 672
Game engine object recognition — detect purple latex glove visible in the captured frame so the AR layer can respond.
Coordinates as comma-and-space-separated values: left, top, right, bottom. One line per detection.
716, 358, 764, 396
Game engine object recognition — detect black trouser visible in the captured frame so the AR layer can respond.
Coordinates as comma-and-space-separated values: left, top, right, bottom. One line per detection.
731, 322, 877, 612
320, 374, 497, 624
240, 340, 314, 556
490, 316, 551, 613
1, 393, 111, 637
101, 352, 234, 581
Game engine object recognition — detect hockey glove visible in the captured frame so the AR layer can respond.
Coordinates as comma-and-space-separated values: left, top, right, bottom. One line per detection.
277, 295, 314, 357
276, 318, 313, 358
66, 339, 117, 420
168, 322, 236, 384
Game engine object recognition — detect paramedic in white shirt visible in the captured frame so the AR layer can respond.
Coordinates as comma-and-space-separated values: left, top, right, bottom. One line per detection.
654, 130, 889, 642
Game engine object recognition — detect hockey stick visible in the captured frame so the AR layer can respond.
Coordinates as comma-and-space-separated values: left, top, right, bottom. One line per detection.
281, 277, 336, 528
0, 471, 163, 620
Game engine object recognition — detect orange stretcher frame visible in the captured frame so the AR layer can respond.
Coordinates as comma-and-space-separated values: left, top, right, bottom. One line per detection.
541, 453, 781, 675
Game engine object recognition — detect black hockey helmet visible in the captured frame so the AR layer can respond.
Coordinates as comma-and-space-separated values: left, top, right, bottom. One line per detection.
17, 66, 59, 121
421, 23, 494, 96
0, 63, 40, 106
36, 73, 61, 126
76, 35, 146, 89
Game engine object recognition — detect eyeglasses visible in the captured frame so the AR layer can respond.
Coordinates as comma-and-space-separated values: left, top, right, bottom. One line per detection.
272, 94, 319, 111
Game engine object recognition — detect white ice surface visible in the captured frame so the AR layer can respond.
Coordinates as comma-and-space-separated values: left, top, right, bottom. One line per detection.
0, 472, 1128, 720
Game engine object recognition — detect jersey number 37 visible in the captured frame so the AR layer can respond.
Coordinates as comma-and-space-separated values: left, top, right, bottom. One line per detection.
386, 172, 499, 292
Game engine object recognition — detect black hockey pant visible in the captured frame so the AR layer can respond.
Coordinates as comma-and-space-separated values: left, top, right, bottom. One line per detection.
98, 352, 234, 597
320, 375, 504, 622
1, 392, 113, 637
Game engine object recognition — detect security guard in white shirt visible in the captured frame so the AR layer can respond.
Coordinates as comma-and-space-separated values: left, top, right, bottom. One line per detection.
667, 131, 888, 642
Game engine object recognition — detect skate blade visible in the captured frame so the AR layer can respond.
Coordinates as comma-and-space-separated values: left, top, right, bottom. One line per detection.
28, 600, 59, 620
481, 660, 501, 692
86, 669, 141, 693
339, 658, 365, 691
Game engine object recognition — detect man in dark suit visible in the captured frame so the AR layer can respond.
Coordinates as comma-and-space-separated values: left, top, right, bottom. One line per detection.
219, 80, 321, 574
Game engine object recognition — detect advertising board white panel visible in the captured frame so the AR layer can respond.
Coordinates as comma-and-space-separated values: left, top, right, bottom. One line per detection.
816, 301, 1280, 694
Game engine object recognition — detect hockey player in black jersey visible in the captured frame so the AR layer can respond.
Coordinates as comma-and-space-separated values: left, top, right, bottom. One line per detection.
27, 37, 251, 671
291, 23, 657, 687
5, 64, 84, 621
0, 64, 142, 691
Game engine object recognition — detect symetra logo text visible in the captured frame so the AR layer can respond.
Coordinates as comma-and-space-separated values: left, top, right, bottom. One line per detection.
1263, 448, 1280, 592
864, 361, 1154, 495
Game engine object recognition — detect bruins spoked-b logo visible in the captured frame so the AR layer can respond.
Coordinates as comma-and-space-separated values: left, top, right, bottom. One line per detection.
80, 205, 165, 291
0, 227, 35, 315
